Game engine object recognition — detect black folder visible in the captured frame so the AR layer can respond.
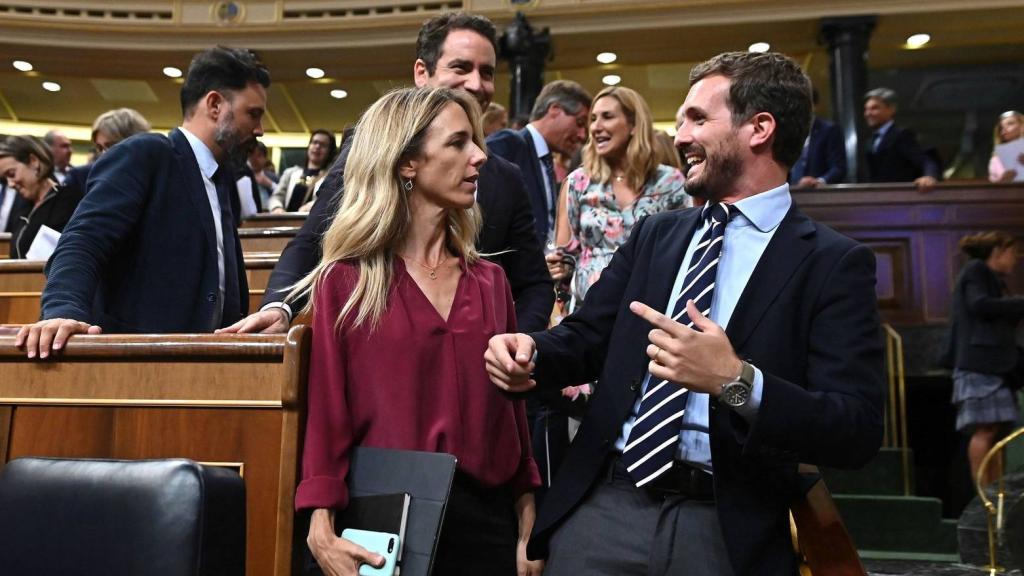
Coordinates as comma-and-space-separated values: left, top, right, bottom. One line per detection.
345, 447, 457, 576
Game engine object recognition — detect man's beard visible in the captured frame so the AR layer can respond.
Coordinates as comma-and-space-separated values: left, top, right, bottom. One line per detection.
681, 136, 743, 202
214, 110, 255, 167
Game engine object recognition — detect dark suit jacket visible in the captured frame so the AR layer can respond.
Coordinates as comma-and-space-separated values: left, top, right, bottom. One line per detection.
790, 118, 846, 185
944, 259, 1024, 374
865, 123, 940, 182
262, 130, 554, 333
8, 184, 82, 259
486, 127, 550, 243
41, 129, 248, 333
525, 204, 885, 574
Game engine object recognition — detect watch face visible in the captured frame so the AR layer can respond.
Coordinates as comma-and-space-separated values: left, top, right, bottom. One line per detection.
723, 382, 750, 406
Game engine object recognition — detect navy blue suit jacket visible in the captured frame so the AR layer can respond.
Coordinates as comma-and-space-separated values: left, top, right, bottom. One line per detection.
486, 127, 550, 243
41, 129, 248, 333
790, 118, 846, 185
525, 204, 885, 574
865, 123, 940, 182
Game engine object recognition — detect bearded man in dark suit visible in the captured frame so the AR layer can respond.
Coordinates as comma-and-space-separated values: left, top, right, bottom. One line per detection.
486, 51, 884, 576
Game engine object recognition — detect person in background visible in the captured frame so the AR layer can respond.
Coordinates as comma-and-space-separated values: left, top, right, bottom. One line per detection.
548, 86, 689, 305
65, 108, 152, 198
0, 135, 82, 259
789, 88, 846, 187
294, 87, 541, 576
863, 87, 940, 191
653, 130, 682, 170
43, 129, 74, 185
945, 231, 1024, 486
245, 141, 277, 209
989, 110, 1024, 183
487, 80, 592, 243
482, 102, 509, 136
268, 129, 337, 213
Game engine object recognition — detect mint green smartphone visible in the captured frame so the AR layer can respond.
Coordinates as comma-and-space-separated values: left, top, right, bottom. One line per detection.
341, 528, 399, 576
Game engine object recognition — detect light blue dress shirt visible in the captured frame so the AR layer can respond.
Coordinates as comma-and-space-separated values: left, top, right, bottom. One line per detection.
615, 183, 793, 473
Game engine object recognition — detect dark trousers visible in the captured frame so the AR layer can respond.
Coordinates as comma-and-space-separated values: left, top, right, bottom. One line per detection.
432, 472, 517, 576
544, 459, 735, 576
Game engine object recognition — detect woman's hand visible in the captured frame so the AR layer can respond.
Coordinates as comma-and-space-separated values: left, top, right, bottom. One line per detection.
1000, 169, 1018, 182
545, 251, 569, 280
307, 509, 385, 576
517, 539, 545, 576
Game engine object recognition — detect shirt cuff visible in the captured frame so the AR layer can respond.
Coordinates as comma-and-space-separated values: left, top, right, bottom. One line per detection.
260, 301, 293, 322
730, 365, 763, 423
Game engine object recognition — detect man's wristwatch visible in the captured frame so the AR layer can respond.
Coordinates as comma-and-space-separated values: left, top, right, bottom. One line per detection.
719, 361, 755, 408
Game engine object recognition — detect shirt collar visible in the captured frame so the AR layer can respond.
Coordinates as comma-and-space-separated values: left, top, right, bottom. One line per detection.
704, 182, 791, 233
525, 123, 551, 159
178, 126, 219, 181
875, 120, 895, 137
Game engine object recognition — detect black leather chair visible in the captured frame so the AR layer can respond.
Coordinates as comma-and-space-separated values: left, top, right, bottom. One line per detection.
0, 457, 246, 576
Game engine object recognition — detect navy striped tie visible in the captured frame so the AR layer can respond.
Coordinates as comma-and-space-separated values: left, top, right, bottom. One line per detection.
621, 203, 732, 487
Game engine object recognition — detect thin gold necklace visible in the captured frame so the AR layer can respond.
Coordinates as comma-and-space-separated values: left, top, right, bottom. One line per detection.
402, 252, 449, 280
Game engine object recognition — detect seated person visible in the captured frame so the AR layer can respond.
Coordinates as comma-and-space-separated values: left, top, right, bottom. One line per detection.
0, 135, 82, 258
267, 129, 336, 213
293, 87, 542, 576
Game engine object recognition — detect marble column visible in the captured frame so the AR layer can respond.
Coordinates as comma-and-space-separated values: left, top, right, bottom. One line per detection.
820, 15, 876, 183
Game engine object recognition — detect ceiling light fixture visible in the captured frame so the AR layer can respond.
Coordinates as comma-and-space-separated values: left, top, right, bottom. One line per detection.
41, 81, 61, 92
596, 52, 617, 64
306, 67, 326, 79
330, 89, 348, 99
748, 42, 771, 53
905, 33, 931, 49
162, 66, 183, 78
12, 60, 33, 72
601, 74, 621, 86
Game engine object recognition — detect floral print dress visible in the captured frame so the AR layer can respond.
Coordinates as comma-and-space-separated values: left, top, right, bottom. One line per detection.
564, 163, 689, 303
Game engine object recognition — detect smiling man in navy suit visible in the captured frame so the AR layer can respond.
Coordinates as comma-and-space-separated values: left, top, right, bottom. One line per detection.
17, 46, 269, 358
486, 51, 884, 575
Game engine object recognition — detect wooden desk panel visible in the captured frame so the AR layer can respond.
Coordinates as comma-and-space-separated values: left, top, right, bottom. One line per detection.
0, 232, 9, 260
239, 228, 299, 255
0, 328, 310, 576
794, 182, 1024, 324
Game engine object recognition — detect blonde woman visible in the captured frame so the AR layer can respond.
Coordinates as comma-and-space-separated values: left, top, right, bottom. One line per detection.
989, 110, 1023, 182
548, 86, 689, 304
292, 87, 541, 576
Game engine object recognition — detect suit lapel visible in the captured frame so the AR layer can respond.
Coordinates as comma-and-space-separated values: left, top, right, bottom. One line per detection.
646, 208, 702, 311
725, 204, 817, 351
169, 129, 218, 256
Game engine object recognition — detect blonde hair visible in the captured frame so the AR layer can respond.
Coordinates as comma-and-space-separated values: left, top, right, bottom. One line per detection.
581, 86, 659, 192
91, 108, 151, 145
288, 86, 484, 329
993, 110, 1023, 148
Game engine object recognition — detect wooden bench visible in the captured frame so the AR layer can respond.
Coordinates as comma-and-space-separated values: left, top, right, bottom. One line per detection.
0, 253, 279, 325
241, 213, 307, 229
0, 325, 311, 576
238, 227, 299, 255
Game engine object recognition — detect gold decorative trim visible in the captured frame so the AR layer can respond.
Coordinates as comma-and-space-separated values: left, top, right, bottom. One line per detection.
200, 461, 245, 478
0, 397, 282, 408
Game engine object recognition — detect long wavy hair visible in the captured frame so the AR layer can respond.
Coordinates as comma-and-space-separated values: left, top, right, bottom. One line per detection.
287, 86, 484, 330
581, 86, 659, 192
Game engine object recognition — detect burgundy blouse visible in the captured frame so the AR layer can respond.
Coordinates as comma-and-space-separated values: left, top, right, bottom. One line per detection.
295, 257, 541, 511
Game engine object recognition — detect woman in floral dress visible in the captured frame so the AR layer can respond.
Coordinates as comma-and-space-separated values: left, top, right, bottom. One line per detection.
547, 86, 689, 306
